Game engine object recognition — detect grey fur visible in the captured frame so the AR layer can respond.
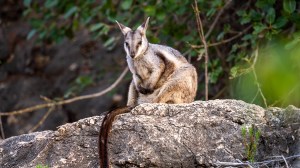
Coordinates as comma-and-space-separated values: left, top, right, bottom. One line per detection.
117, 17, 198, 105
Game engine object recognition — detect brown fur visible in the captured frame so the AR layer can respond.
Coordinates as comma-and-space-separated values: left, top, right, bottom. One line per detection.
98, 106, 133, 168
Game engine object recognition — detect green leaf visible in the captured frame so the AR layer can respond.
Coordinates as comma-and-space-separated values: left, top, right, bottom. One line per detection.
273, 17, 288, 29
89, 23, 104, 32
211, 0, 222, 7
241, 125, 247, 137
23, 8, 32, 16
255, 0, 275, 9
23, 0, 32, 7
45, 0, 58, 8
255, 0, 265, 8
121, 0, 133, 10
36, 165, 48, 168
27, 29, 36, 40
103, 37, 116, 50
285, 38, 300, 50
30, 19, 43, 28
64, 6, 78, 19
157, 11, 166, 21
209, 66, 222, 84
292, 32, 300, 38
39, 31, 47, 39
230, 66, 239, 79
73, 20, 79, 30
216, 32, 225, 41
253, 24, 267, 34
255, 131, 261, 140
224, 24, 231, 32
266, 8, 275, 24
250, 10, 263, 22
267, 0, 276, 5
99, 25, 110, 35
144, 6, 156, 16
283, 0, 296, 14
241, 15, 251, 25
206, 8, 216, 18
75, 76, 93, 86
242, 34, 253, 41
236, 10, 245, 16
249, 126, 253, 136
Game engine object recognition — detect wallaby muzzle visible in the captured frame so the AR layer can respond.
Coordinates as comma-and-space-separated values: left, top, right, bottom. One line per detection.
130, 52, 135, 58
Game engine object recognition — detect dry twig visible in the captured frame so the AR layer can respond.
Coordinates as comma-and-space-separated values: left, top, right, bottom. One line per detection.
252, 48, 268, 107
281, 155, 290, 168
190, 25, 252, 49
29, 106, 54, 133
0, 22, 7, 139
216, 154, 300, 167
204, 0, 233, 39
0, 116, 5, 139
192, 0, 209, 101
0, 67, 129, 117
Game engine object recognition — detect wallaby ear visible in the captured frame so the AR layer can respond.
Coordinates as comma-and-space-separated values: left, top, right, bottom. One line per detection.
116, 20, 131, 35
137, 17, 150, 35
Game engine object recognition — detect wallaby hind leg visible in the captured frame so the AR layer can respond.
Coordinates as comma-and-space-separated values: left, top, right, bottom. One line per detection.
156, 67, 197, 104
156, 80, 195, 104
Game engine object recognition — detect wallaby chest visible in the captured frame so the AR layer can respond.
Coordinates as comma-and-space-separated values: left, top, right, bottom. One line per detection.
127, 52, 163, 82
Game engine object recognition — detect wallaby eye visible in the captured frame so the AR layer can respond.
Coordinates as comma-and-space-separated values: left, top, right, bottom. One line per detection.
137, 41, 142, 47
125, 42, 129, 46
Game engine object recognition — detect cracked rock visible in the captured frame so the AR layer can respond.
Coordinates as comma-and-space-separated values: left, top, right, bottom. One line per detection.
0, 100, 299, 167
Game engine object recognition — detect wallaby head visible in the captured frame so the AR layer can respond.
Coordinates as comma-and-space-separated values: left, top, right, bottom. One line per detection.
116, 17, 150, 59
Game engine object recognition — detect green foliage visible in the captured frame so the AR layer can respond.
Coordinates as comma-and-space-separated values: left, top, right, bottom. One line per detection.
283, 0, 296, 14
230, 0, 299, 106
241, 124, 261, 162
36, 165, 48, 168
231, 38, 300, 107
23, 0, 300, 103
64, 75, 94, 98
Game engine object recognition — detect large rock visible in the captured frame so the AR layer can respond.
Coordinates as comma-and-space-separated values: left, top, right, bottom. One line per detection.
0, 100, 299, 167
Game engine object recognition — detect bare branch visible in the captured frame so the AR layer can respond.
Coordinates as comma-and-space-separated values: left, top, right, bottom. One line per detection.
252, 48, 268, 107
205, 0, 232, 39
192, 0, 209, 101
216, 154, 300, 167
29, 106, 54, 133
281, 155, 290, 168
190, 25, 252, 49
0, 67, 129, 116
0, 116, 5, 139
215, 161, 250, 167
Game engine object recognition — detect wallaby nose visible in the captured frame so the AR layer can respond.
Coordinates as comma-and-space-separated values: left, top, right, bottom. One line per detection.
130, 52, 135, 58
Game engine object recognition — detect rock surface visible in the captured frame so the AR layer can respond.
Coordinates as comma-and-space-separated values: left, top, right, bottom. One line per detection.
0, 100, 299, 168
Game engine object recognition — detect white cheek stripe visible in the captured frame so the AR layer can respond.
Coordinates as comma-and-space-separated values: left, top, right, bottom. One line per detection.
136, 46, 142, 57
124, 45, 130, 56
159, 50, 180, 67
126, 56, 135, 74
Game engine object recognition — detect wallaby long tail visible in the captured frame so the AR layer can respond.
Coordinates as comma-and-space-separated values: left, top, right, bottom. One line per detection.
98, 106, 133, 168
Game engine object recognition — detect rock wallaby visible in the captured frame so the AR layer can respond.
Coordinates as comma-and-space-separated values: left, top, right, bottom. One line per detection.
98, 17, 198, 168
